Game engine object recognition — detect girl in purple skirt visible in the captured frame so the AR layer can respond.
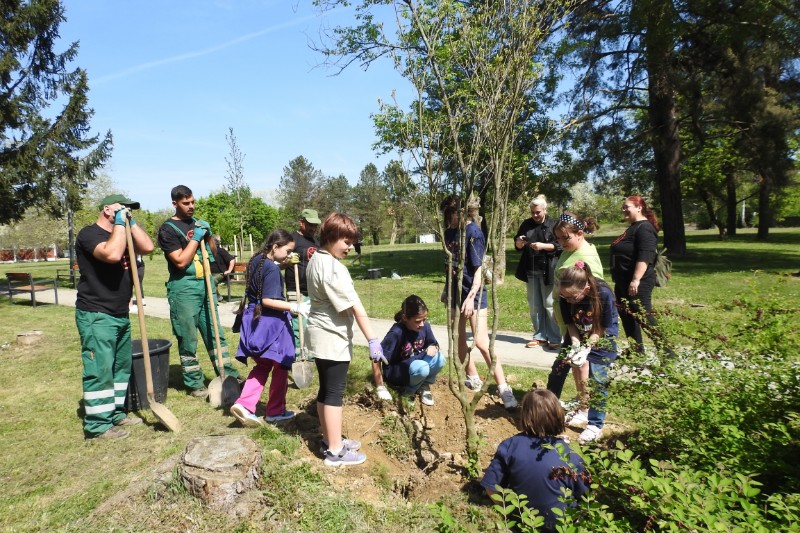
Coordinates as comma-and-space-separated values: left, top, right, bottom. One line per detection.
230, 229, 308, 427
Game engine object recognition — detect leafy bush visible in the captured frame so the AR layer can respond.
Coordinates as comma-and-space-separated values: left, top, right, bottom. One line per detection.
472, 290, 800, 531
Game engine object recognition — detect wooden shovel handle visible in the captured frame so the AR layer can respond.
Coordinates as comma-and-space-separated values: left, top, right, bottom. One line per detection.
294, 263, 304, 353
124, 219, 154, 398
199, 242, 225, 378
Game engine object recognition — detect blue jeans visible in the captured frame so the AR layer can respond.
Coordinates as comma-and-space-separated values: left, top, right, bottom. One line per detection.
526, 272, 560, 344
407, 351, 446, 394
587, 362, 609, 429
547, 355, 610, 429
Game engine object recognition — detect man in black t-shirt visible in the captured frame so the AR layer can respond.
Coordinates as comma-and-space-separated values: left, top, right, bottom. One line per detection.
157, 185, 240, 398
76, 194, 154, 440
284, 208, 320, 298
283, 208, 320, 352
210, 235, 235, 296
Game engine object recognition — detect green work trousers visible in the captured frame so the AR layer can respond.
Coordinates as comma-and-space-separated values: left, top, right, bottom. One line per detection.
166, 276, 240, 390
76, 309, 131, 437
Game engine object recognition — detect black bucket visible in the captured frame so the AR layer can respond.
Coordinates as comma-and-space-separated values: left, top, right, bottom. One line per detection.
126, 339, 172, 411
367, 268, 383, 279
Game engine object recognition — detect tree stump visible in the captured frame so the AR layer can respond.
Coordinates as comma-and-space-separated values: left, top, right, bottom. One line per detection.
179, 435, 262, 513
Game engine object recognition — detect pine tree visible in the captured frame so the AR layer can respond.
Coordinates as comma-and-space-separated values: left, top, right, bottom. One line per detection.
0, 0, 112, 224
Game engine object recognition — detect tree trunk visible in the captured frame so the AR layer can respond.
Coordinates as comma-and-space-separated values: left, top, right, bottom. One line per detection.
389, 217, 399, 246
726, 171, 738, 236
179, 435, 262, 514
699, 190, 726, 239
645, 7, 687, 256
756, 173, 772, 240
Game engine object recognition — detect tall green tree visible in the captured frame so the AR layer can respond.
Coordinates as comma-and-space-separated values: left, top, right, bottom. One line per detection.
352, 162, 386, 244
195, 192, 278, 246
0, 0, 112, 225
383, 160, 415, 245
314, 173, 352, 219
558, 0, 688, 253
277, 155, 323, 226
678, 0, 799, 238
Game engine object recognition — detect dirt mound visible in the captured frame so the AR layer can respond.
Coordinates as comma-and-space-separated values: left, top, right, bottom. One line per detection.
290, 379, 530, 504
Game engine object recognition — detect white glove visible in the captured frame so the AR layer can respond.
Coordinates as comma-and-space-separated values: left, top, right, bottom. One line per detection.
570, 346, 591, 368
375, 385, 392, 401
289, 301, 310, 317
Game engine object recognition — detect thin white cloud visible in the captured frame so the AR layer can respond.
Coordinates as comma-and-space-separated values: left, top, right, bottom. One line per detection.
94, 15, 317, 85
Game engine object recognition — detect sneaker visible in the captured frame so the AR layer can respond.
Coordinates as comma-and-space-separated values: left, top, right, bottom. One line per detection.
265, 410, 296, 423
230, 403, 264, 428
578, 425, 602, 444
323, 447, 367, 467
464, 375, 484, 391
420, 384, 435, 406
566, 409, 589, 429
498, 385, 518, 409
190, 387, 209, 399
526, 339, 543, 348
115, 416, 143, 427
93, 426, 130, 440
559, 397, 581, 411
547, 341, 562, 350
319, 437, 362, 455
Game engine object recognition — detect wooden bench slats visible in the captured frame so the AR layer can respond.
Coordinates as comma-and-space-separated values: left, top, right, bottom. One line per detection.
6, 272, 59, 307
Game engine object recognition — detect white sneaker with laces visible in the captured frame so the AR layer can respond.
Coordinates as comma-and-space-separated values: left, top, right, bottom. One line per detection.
566, 409, 589, 429
498, 385, 518, 409
464, 375, 484, 391
419, 384, 434, 406
230, 403, 264, 428
578, 424, 602, 444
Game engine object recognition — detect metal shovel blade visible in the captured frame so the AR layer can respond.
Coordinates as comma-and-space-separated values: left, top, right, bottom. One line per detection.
209, 374, 239, 408
292, 360, 314, 389
149, 401, 182, 432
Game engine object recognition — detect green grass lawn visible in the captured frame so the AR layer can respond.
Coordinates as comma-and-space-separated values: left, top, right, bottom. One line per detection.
5, 227, 796, 335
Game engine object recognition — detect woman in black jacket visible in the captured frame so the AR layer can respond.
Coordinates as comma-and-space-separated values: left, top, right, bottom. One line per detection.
514, 195, 562, 349
610, 195, 662, 354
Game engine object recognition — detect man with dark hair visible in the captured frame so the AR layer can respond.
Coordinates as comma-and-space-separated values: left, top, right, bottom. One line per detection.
158, 185, 240, 398
76, 194, 154, 439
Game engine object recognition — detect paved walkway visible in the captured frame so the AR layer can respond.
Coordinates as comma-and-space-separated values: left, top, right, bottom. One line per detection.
9, 287, 558, 370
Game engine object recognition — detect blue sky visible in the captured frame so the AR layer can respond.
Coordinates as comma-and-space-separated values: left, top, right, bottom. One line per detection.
59, 1, 406, 211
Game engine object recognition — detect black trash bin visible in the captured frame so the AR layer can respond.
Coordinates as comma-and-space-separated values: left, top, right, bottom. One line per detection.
126, 339, 172, 411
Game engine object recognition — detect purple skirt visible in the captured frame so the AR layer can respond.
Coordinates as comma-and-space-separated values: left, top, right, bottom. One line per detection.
235, 304, 296, 368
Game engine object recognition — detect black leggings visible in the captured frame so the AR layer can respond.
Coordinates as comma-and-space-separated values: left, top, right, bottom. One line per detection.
315, 359, 349, 407
614, 275, 658, 353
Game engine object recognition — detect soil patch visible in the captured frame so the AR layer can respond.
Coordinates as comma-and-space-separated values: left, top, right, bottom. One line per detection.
282, 378, 587, 505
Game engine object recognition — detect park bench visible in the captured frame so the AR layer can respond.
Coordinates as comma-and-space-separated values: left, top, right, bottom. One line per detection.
224, 261, 248, 301
6, 272, 59, 307
56, 262, 80, 286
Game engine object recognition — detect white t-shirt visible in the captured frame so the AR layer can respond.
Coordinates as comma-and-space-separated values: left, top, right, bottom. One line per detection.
306, 249, 362, 361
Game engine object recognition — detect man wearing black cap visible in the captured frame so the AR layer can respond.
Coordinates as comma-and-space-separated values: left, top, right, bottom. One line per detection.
76, 194, 154, 439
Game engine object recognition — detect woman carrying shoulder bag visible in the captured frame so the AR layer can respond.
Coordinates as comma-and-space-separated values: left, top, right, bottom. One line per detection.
610, 196, 663, 355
